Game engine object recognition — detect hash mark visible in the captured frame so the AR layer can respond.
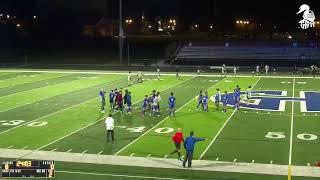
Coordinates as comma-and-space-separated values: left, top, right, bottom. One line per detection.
251, 160, 255, 163
67, 149, 72, 152
307, 163, 311, 166
215, 157, 219, 161
98, 151, 103, 155
270, 160, 273, 164
130, 153, 135, 157
81, 150, 88, 154
51, 148, 57, 152
233, 159, 237, 162
163, 155, 168, 158
7, 145, 13, 149
146, 154, 152, 157
22, 146, 28, 149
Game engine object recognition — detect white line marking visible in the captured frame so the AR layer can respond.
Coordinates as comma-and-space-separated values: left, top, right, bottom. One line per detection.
67, 149, 72, 153
163, 155, 168, 158
199, 77, 261, 160
233, 159, 237, 162
115, 77, 224, 155
130, 153, 135, 157
146, 154, 152, 157
22, 146, 28, 149
307, 163, 311, 166
98, 151, 103, 155
81, 150, 88, 154
57, 170, 188, 180
199, 109, 237, 159
251, 160, 255, 163
288, 76, 295, 166
7, 145, 13, 149
270, 160, 273, 164
50, 148, 57, 152
216, 157, 219, 161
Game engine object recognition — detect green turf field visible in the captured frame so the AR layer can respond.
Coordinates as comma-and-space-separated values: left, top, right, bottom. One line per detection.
0, 69, 319, 179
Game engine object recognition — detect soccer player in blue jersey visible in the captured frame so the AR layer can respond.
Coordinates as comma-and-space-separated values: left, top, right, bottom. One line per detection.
141, 95, 148, 117
109, 90, 115, 112
168, 92, 176, 117
99, 89, 106, 113
233, 85, 241, 109
203, 91, 209, 112
196, 90, 203, 111
222, 91, 228, 113
126, 91, 132, 114
215, 88, 221, 110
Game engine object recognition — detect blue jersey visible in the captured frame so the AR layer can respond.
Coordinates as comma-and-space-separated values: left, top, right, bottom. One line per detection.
109, 92, 115, 102
99, 91, 105, 101
234, 89, 241, 98
127, 95, 132, 105
142, 98, 148, 108
215, 92, 221, 101
222, 95, 228, 105
198, 94, 203, 102
168, 96, 175, 108
203, 95, 208, 105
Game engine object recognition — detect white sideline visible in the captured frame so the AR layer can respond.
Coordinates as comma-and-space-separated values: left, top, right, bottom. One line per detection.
1, 69, 319, 79
199, 77, 262, 159
288, 76, 296, 165
114, 77, 225, 155
0, 148, 319, 178
56, 170, 188, 180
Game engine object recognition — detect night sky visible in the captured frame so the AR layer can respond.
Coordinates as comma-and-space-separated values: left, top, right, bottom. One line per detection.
1, 0, 319, 28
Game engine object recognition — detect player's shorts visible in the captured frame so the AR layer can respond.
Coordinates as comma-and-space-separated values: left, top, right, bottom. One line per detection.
215, 99, 220, 104
169, 104, 175, 109
235, 96, 240, 102
174, 142, 181, 149
127, 102, 132, 106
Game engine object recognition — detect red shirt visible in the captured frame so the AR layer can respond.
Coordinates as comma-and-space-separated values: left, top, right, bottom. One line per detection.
116, 93, 123, 103
172, 132, 184, 143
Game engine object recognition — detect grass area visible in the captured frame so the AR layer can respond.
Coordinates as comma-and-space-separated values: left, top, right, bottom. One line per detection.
0, 70, 320, 179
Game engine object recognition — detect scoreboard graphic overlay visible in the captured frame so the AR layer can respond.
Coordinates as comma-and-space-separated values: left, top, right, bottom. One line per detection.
1, 160, 55, 178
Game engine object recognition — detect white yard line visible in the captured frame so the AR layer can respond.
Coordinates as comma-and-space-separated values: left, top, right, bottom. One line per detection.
199, 77, 261, 159
288, 76, 296, 166
57, 170, 188, 180
114, 78, 225, 155
199, 109, 237, 159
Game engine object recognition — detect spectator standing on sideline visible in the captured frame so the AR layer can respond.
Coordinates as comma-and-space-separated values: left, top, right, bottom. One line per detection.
176, 67, 180, 79
170, 128, 184, 161
157, 67, 161, 80
105, 114, 115, 142
99, 89, 106, 113
256, 65, 260, 76
196, 67, 200, 77
183, 131, 205, 168
233, 67, 237, 77
265, 65, 270, 76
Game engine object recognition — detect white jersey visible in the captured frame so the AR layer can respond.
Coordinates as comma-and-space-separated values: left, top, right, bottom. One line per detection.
137, 71, 142, 78
153, 96, 159, 106
256, 66, 259, 72
222, 66, 226, 73
105, 117, 114, 130
233, 67, 237, 73
128, 73, 132, 81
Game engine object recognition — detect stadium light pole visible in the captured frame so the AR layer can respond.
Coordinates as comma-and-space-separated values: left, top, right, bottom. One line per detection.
119, 0, 123, 64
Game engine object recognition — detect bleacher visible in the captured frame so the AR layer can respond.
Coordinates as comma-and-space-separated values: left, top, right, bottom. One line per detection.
174, 43, 320, 66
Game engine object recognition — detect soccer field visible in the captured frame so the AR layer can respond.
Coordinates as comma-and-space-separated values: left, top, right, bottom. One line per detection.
0, 69, 319, 180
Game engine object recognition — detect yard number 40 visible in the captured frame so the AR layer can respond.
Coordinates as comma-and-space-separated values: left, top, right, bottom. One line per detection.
265, 132, 318, 141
